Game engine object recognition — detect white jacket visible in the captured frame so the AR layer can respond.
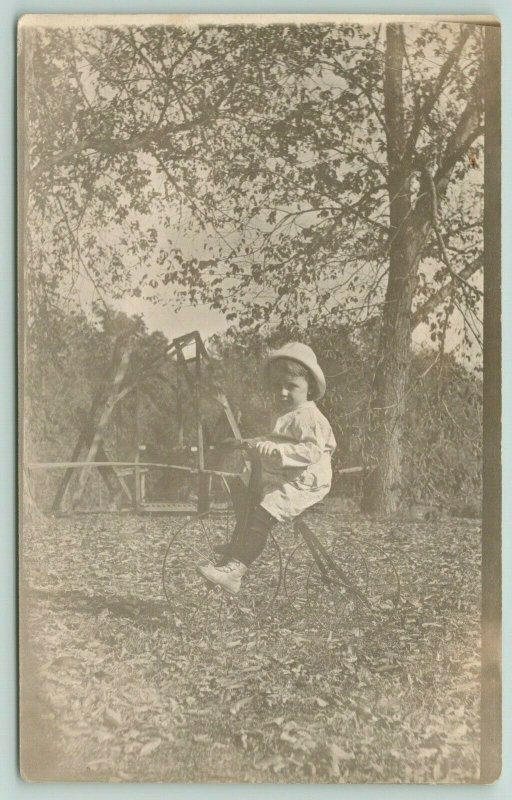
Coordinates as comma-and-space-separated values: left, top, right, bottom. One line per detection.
257, 401, 336, 522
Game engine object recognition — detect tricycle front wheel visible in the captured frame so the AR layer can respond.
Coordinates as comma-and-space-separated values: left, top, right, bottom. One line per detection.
162, 510, 282, 631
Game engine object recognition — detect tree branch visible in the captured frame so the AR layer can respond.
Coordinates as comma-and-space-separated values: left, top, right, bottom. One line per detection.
424, 168, 483, 297
55, 195, 110, 312
409, 73, 484, 236
30, 112, 214, 182
403, 27, 472, 162
434, 76, 484, 188
321, 58, 388, 135
411, 253, 483, 330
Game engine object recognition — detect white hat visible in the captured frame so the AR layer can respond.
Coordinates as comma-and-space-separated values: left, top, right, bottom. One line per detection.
265, 342, 326, 401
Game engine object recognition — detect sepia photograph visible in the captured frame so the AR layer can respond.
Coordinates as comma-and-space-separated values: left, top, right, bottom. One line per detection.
18, 14, 500, 784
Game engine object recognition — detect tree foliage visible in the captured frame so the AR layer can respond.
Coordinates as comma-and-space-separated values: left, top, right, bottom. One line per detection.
23, 21, 483, 346
21, 20, 485, 513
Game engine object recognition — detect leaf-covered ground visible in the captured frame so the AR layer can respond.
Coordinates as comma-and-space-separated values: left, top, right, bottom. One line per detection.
20, 500, 481, 783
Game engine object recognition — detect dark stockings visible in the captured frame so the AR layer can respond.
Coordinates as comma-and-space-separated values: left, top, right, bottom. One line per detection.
225, 478, 278, 567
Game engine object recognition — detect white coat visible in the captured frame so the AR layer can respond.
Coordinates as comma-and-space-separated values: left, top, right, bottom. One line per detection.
257, 401, 336, 523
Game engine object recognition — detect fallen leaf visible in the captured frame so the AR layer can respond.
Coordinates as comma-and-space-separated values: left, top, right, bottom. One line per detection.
116, 771, 135, 781
419, 747, 438, 758
230, 696, 253, 715
96, 730, 115, 743
329, 743, 354, 762
103, 708, 122, 728
60, 724, 84, 738
257, 755, 287, 773
280, 728, 298, 744
329, 743, 355, 777
447, 723, 468, 741
86, 758, 110, 770
140, 738, 162, 756
50, 656, 83, 671
266, 716, 285, 727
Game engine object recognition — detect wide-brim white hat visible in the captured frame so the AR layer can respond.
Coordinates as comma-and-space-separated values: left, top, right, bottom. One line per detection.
265, 342, 326, 401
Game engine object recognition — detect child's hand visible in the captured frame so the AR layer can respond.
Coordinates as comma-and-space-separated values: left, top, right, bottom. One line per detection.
252, 440, 280, 459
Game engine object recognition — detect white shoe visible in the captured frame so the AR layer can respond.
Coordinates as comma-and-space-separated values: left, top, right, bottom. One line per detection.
197, 559, 248, 595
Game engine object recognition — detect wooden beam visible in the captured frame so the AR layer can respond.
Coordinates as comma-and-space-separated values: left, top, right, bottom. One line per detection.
194, 335, 210, 513
28, 461, 244, 478
51, 334, 128, 512
134, 384, 141, 512
51, 427, 89, 512
71, 338, 134, 508
176, 381, 184, 448
96, 444, 133, 506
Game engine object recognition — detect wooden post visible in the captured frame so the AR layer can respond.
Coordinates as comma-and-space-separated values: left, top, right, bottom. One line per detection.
176, 381, 184, 449
133, 384, 141, 512
96, 443, 133, 505
140, 469, 146, 504
172, 331, 252, 505
174, 333, 211, 513
195, 339, 210, 513
71, 337, 134, 508
51, 428, 89, 512
139, 445, 147, 505
134, 448, 141, 512
51, 335, 125, 513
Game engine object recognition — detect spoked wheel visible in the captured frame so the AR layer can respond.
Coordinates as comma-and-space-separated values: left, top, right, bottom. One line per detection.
162, 510, 282, 634
234, 531, 282, 625
284, 524, 401, 636
162, 511, 234, 634
284, 527, 370, 633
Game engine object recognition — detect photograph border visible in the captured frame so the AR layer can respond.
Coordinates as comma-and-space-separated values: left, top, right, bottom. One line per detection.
4, 0, 509, 796
481, 21, 501, 786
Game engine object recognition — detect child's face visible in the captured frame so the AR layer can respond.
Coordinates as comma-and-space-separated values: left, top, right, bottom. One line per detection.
269, 372, 309, 412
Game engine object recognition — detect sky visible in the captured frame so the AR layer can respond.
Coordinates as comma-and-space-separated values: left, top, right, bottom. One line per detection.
117, 293, 228, 341
113, 284, 481, 368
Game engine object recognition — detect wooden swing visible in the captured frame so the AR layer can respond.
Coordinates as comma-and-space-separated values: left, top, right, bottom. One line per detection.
27, 331, 249, 516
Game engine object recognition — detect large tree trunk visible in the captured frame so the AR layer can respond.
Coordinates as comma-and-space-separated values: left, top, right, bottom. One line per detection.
361, 25, 424, 515
361, 215, 427, 514
361, 23, 482, 515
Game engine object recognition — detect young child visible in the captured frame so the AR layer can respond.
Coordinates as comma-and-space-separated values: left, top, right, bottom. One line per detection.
197, 342, 336, 595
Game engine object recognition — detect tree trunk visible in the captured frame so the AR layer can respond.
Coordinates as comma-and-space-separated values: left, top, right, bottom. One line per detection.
362, 25, 421, 515
361, 217, 426, 514
361, 25, 483, 515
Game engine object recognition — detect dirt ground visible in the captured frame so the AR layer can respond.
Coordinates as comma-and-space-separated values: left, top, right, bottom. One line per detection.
19, 498, 481, 784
